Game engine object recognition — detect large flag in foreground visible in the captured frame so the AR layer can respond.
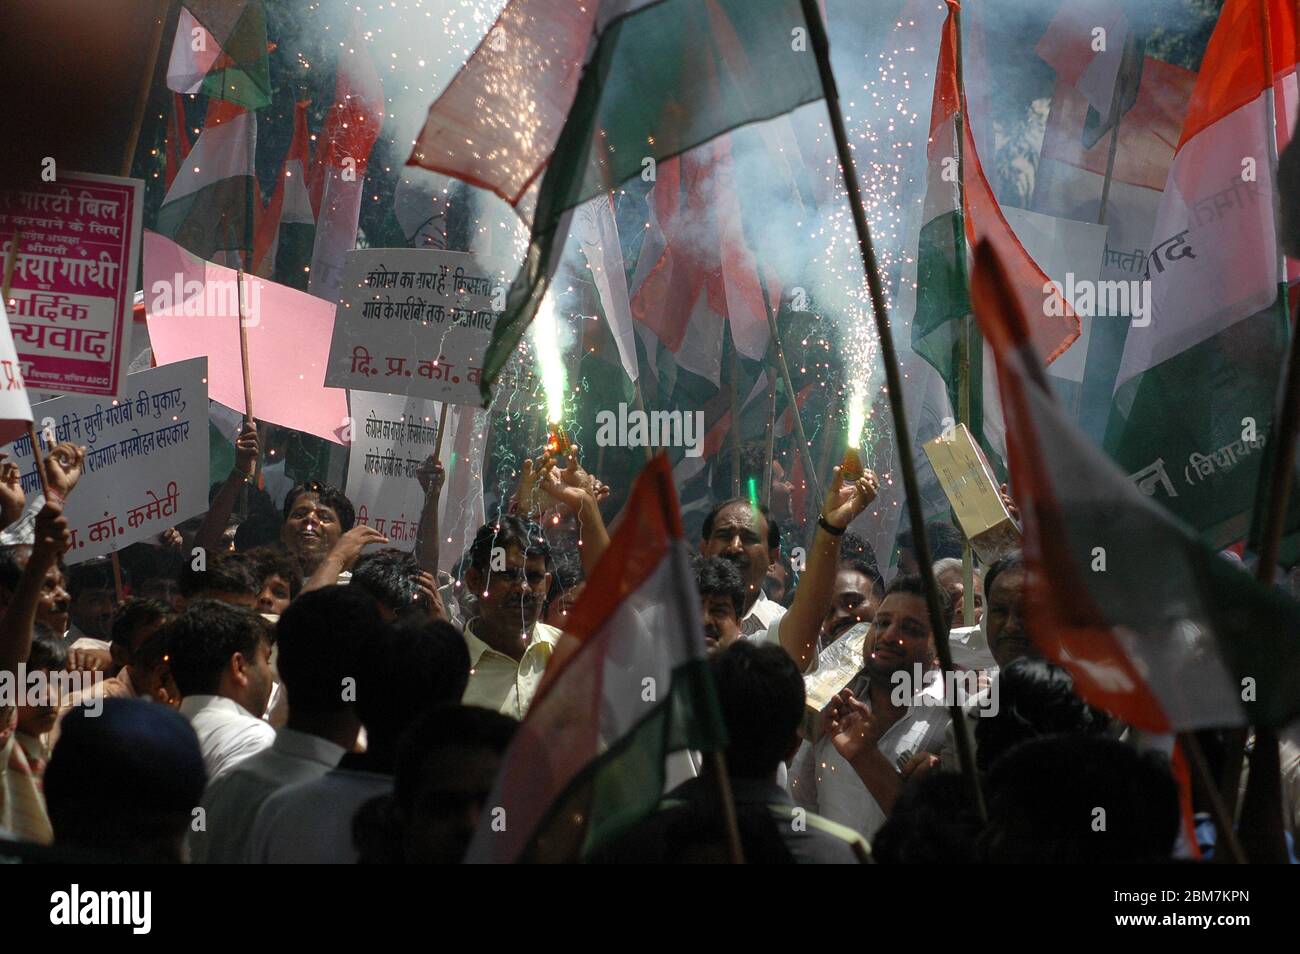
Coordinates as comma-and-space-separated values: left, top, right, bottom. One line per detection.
1105, 0, 1298, 547
408, 0, 824, 403
911, 0, 1079, 467
972, 230, 1300, 732
467, 454, 726, 863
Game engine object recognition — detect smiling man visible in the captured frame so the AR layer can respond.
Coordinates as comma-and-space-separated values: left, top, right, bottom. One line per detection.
0, 546, 71, 638
460, 517, 559, 719
280, 482, 357, 577
789, 575, 953, 842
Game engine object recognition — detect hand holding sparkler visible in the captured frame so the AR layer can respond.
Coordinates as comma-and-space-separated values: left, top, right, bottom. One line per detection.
819, 463, 879, 532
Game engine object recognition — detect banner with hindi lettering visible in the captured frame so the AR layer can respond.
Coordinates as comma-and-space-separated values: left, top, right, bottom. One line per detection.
345, 390, 488, 572
1, 357, 209, 564
0, 171, 143, 398
324, 248, 513, 407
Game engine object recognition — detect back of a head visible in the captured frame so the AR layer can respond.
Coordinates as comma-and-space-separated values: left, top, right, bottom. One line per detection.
468, 516, 551, 571
351, 548, 422, 617
394, 704, 517, 815
178, 550, 260, 602
709, 641, 804, 779
981, 735, 1180, 863
164, 599, 268, 698
356, 617, 472, 750
872, 772, 983, 864
975, 657, 1109, 772
276, 586, 385, 715
45, 699, 205, 862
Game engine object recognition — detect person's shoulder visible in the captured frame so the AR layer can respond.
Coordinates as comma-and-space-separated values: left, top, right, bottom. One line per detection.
768, 803, 871, 863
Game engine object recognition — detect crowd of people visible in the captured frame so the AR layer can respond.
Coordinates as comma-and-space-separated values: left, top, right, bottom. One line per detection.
0, 422, 1295, 865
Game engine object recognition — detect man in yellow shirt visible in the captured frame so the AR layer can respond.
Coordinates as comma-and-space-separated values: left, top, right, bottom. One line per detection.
460, 516, 560, 719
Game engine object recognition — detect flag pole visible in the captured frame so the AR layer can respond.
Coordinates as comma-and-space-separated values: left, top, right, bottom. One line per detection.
726, 323, 741, 496
237, 266, 257, 514
121, 0, 174, 178
951, 3, 978, 638
1095, 32, 1138, 228
798, 0, 985, 819
763, 361, 777, 508
433, 403, 451, 462
1228, 0, 1292, 864
757, 272, 823, 503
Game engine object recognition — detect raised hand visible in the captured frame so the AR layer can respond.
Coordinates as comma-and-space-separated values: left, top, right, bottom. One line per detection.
416, 456, 446, 498
44, 442, 86, 502
413, 570, 446, 621
825, 689, 884, 765
330, 525, 389, 568
0, 454, 24, 527
32, 500, 72, 564
821, 465, 879, 531
999, 482, 1020, 523
234, 422, 259, 477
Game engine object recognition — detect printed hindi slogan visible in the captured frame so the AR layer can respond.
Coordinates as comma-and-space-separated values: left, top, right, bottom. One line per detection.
325, 248, 514, 407
0, 172, 144, 398
1, 357, 209, 564
345, 390, 487, 570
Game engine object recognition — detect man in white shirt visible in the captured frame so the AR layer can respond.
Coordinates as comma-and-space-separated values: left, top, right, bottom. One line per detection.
459, 516, 561, 719
167, 600, 276, 782
190, 586, 386, 863
700, 467, 880, 673
789, 574, 952, 843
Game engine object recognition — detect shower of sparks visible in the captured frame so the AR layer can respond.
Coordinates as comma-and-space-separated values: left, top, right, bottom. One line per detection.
531, 292, 568, 425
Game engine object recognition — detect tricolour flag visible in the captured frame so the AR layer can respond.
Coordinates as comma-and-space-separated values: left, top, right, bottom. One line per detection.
1105, 0, 1298, 548
911, 0, 1079, 470
253, 101, 315, 289
166, 2, 271, 111
155, 98, 257, 265
575, 192, 638, 383
306, 18, 384, 304
466, 454, 727, 862
408, 0, 824, 403
972, 228, 1300, 732
164, 93, 194, 192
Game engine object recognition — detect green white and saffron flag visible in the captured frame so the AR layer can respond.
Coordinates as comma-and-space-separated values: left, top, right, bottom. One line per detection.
406, 0, 824, 404
465, 455, 727, 863
154, 99, 257, 264
166, 2, 271, 111
253, 100, 315, 290
1104, 0, 1298, 549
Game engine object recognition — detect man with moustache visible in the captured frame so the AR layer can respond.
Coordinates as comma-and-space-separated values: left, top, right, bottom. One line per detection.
460, 516, 559, 719
818, 558, 884, 653
693, 555, 745, 656
788, 575, 952, 841
700, 467, 879, 673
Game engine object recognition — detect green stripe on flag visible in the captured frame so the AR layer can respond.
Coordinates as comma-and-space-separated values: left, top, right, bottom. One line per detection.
479, 0, 824, 403
520, 657, 726, 862
155, 176, 257, 262
191, 0, 271, 110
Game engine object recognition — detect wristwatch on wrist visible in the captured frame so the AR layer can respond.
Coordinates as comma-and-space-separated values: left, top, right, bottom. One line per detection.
817, 514, 845, 536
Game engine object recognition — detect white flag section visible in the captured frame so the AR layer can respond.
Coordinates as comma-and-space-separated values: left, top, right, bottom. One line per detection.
575, 194, 638, 383
0, 301, 34, 445
344, 390, 487, 572
468, 456, 725, 863
0, 358, 208, 564
325, 248, 515, 407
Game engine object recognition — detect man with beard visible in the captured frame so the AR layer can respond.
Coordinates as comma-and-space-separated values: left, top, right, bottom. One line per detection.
789, 575, 952, 842
693, 555, 745, 656
700, 467, 879, 673
460, 516, 558, 718
818, 558, 884, 653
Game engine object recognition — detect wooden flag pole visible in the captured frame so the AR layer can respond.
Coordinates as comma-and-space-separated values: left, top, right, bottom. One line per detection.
237, 268, 256, 514
763, 362, 777, 508
121, 1, 174, 178
799, 0, 985, 819
432, 403, 451, 462
726, 323, 742, 497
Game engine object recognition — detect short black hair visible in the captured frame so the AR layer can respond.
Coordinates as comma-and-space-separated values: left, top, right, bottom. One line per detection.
881, 573, 953, 636
0, 544, 30, 591
545, 552, 584, 614
245, 546, 304, 599
110, 598, 171, 654
394, 704, 517, 817
164, 599, 269, 697
841, 558, 885, 596
872, 772, 983, 864
27, 623, 67, 671
984, 549, 1025, 601
975, 657, 1110, 773
701, 498, 780, 551
355, 618, 472, 757
283, 481, 356, 533
276, 586, 385, 715
709, 641, 805, 778
981, 735, 1180, 863
897, 520, 965, 562
352, 548, 424, 617
67, 559, 116, 600
179, 550, 261, 600
468, 516, 551, 572
840, 531, 880, 576
693, 554, 746, 619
